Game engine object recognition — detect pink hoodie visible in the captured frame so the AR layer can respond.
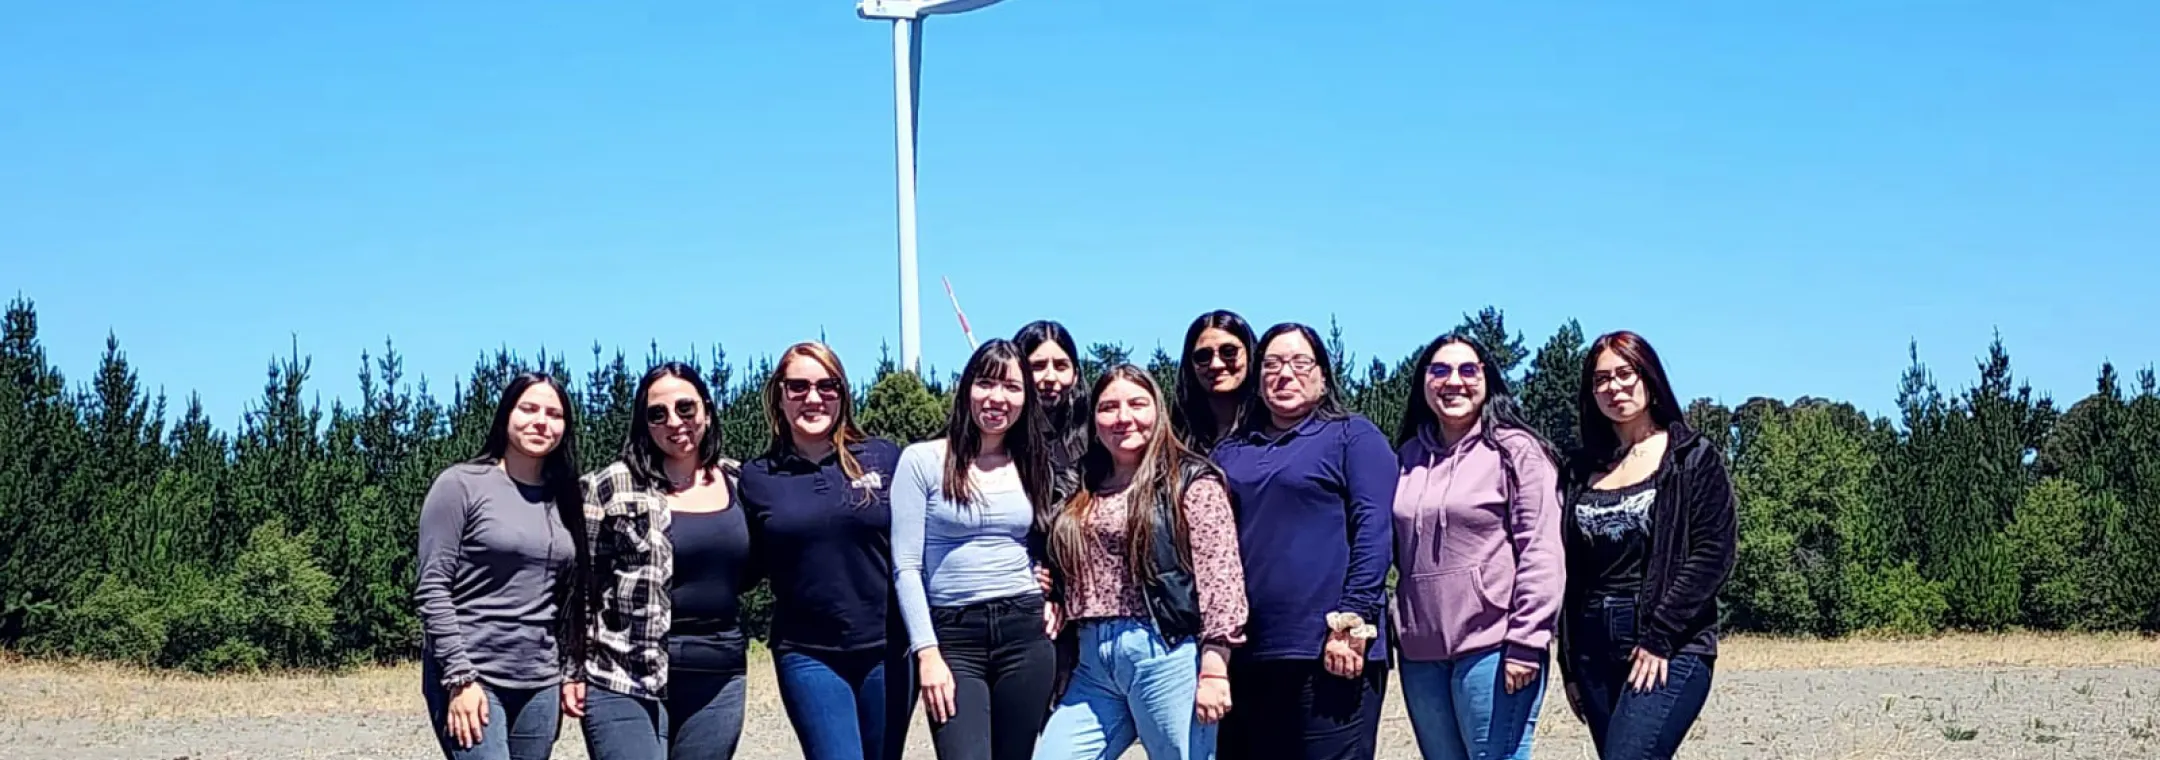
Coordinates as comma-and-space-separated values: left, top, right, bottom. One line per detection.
1390, 426, 1565, 664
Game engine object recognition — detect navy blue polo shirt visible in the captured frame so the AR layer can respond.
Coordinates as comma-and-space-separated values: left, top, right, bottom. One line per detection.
739, 437, 904, 654
1210, 412, 1396, 662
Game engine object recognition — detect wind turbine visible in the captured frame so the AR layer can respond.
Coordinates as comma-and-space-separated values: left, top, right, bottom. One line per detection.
856, 0, 1011, 374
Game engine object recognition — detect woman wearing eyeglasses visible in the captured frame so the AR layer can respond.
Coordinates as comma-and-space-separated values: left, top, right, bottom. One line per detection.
741, 343, 913, 760
1556, 331, 1735, 760
571, 362, 753, 760
1170, 311, 1258, 455
1389, 334, 1565, 760
1210, 323, 1394, 760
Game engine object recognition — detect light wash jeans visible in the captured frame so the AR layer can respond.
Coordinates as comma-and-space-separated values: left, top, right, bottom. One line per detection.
1033, 618, 1212, 760
1398, 647, 1544, 760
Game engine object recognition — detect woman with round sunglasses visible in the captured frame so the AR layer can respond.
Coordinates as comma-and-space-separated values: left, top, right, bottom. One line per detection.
1169, 310, 1259, 455
1556, 331, 1735, 760
741, 342, 913, 760
1389, 334, 1565, 760
571, 362, 753, 760
1035, 364, 1248, 760
415, 372, 586, 760
890, 339, 1059, 760
1210, 323, 1394, 760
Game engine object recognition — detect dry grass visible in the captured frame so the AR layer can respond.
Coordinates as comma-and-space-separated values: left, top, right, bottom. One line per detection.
4, 633, 2153, 724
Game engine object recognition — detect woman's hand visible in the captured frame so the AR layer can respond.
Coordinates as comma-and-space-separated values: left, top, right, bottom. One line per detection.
1627, 647, 1669, 693
1321, 630, 1366, 679
1043, 600, 1064, 638
1035, 564, 1054, 595
445, 682, 490, 749
560, 681, 587, 718
1503, 660, 1540, 694
917, 647, 958, 724
1195, 675, 1232, 724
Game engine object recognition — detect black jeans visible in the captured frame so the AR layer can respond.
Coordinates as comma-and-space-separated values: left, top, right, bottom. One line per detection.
926, 592, 1057, 760
1565, 597, 1715, 760
1217, 658, 1388, 760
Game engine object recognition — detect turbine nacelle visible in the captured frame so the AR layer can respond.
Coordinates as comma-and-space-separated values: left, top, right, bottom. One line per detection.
856, 0, 1008, 21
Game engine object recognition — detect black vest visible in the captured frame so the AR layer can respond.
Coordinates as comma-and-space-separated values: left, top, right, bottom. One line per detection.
1134, 458, 1220, 645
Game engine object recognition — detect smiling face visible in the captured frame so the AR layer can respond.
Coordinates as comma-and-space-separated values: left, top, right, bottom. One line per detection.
1259, 331, 1324, 422
506, 383, 567, 459
969, 357, 1029, 437
1189, 327, 1249, 395
1027, 342, 1078, 406
1590, 348, 1647, 425
779, 354, 843, 443
1423, 341, 1487, 429
643, 375, 707, 461
1093, 377, 1158, 465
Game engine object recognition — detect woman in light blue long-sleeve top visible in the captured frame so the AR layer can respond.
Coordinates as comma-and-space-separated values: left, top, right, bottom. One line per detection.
891, 338, 1059, 760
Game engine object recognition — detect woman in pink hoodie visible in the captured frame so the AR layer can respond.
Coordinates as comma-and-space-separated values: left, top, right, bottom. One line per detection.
1389, 333, 1566, 760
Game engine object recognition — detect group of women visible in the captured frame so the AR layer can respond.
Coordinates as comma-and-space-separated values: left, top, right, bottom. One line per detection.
412, 310, 1736, 760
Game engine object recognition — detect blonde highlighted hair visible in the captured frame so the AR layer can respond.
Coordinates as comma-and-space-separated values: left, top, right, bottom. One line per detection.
760, 342, 871, 497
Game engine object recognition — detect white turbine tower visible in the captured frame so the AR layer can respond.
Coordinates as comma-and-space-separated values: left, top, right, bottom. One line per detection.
857, 0, 1009, 374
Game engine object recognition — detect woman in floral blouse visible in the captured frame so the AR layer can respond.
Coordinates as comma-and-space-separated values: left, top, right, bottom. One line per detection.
1037, 364, 1249, 760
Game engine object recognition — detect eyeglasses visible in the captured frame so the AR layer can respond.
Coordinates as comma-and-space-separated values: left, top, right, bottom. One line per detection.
644, 397, 702, 425
1189, 344, 1242, 367
1593, 366, 1641, 391
783, 378, 843, 399
1426, 362, 1483, 381
1260, 355, 1318, 375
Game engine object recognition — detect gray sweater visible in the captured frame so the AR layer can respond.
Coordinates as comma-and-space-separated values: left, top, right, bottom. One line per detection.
890, 440, 1042, 654
414, 462, 576, 690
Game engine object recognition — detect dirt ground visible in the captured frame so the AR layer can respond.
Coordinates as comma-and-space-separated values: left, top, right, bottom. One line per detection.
5, 633, 2159, 759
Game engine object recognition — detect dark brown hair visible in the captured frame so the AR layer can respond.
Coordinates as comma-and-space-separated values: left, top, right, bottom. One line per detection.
1049, 365, 1218, 588
1577, 330, 1686, 467
940, 339, 1054, 523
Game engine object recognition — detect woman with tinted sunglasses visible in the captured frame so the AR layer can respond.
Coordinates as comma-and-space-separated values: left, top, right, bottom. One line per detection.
415, 373, 585, 760
741, 343, 914, 760
1389, 334, 1565, 760
1556, 331, 1735, 760
890, 339, 1059, 760
571, 362, 754, 760
1170, 310, 1258, 455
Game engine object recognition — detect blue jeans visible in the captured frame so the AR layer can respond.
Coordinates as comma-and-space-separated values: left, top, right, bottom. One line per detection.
581, 671, 747, 760
1565, 597, 1715, 760
775, 647, 916, 760
1033, 618, 1212, 760
1399, 648, 1543, 760
420, 660, 561, 760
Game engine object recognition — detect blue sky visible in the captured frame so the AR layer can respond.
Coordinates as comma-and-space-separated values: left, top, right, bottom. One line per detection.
4, 1, 2155, 427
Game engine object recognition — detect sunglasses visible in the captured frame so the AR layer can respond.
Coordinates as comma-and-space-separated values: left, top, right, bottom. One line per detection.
1426, 362, 1483, 381
644, 397, 702, 426
783, 378, 843, 399
1189, 345, 1242, 366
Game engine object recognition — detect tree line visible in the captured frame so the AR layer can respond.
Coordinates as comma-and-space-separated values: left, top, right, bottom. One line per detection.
3, 297, 2156, 673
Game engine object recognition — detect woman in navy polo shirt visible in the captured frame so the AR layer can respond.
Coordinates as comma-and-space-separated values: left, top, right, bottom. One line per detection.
1209, 323, 1395, 760
739, 342, 911, 760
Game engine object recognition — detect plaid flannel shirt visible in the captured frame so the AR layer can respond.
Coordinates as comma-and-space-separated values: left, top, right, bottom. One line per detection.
575, 459, 740, 699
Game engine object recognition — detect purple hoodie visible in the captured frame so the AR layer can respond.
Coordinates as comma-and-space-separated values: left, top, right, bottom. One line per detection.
1390, 426, 1565, 665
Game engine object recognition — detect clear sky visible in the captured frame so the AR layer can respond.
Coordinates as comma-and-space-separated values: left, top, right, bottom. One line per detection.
4, 1, 2155, 428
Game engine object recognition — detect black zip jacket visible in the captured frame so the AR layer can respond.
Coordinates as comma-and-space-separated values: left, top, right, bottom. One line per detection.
1557, 422, 1737, 662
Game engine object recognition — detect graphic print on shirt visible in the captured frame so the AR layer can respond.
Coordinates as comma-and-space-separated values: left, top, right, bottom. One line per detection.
1576, 487, 1657, 543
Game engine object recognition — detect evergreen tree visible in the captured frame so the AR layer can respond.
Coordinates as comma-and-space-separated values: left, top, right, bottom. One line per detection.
1452, 307, 1527, 381
1520, 320, 1587, 453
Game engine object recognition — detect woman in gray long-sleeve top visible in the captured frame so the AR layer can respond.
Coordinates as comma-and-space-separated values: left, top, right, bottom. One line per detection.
415, 373, 588, 760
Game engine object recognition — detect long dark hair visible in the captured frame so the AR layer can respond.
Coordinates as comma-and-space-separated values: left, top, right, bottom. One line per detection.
1242, 322, 1349, 432
941, 339, 1055, 526
1013, 320, 1091, 489
621, 361, 725, 491
468, 372, 587, 671
1577, 330, 1686, 468
1394, 332, 1563, 493
1170, 310, 1259, 452
1049, 365, 1219, 589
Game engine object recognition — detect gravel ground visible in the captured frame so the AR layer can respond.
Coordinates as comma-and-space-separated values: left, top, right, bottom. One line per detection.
6, 663, 2159, 759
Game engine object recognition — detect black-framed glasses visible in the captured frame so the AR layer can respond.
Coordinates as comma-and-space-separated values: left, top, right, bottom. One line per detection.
1190, 344, 1242, 367
1593, 366, 1641, 391
783, 378, 843, 399
644, 397, 702, 425
1426, 362, 1483, 381
1260, 355, 1318, 375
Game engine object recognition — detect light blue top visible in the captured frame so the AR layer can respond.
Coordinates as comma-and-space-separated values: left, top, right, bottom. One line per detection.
889, 439, 1042, 653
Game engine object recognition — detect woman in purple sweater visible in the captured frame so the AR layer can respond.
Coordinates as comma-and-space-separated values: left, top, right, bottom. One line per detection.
1388, 334, 1565, 760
